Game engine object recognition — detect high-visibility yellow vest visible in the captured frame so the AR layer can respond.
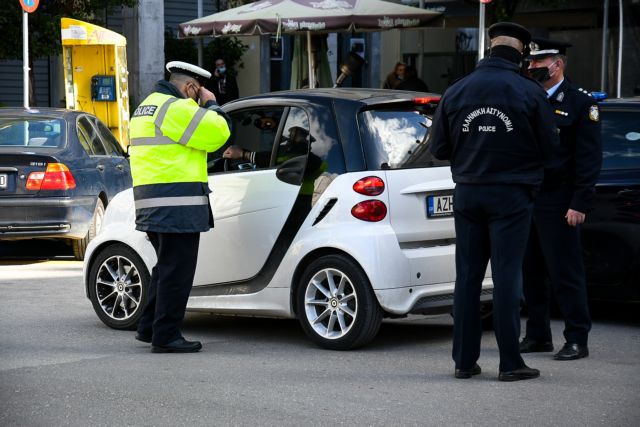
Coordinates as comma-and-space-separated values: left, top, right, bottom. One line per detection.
129, 91, 230, 233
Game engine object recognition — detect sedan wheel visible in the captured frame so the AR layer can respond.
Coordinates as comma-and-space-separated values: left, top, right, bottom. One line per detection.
72, 198, 104, 261
88, 244, 149, 330
297, 254, 382, 350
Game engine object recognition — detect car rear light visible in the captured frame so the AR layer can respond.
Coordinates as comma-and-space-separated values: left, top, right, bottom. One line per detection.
351, 200, 387, 222
26, 163, 76, 191
353, 176, 385, 196
413, 96, 441, 104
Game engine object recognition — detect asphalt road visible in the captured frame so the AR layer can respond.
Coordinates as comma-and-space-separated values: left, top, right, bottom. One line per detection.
0, 246, 639, 426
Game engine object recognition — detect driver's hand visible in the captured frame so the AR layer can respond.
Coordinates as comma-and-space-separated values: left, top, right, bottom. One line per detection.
223, 145, 244, 159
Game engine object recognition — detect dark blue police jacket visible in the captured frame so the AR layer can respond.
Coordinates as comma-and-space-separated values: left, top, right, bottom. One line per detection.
543, 79, 602, 212
429, 57, 559, 187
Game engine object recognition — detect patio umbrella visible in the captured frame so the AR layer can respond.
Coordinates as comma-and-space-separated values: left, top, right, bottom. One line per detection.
179, 0, 442, 88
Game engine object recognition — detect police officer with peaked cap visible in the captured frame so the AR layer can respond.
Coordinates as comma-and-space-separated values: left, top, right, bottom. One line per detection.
429, 22, 559, 381
128, 61, 231, 353
520, 38, 602, 360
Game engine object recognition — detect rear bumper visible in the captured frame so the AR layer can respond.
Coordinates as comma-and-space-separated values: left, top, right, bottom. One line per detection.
0, 196, 95, 239
375, 279, 494, 315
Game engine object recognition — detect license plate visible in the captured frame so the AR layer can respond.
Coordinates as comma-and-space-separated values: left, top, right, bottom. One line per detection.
0, 173, 6, 190
427, 195, 453, 218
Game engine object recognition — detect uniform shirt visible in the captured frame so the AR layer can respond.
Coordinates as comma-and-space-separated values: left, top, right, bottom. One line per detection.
429, 57, 559, 187
542, 79, 602, 212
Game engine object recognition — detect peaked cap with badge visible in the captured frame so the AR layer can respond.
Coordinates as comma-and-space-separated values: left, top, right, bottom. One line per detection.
166, 61, 211, 85
527, 38, 572, 60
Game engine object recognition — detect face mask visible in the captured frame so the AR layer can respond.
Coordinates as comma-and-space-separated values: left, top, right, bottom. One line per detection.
529, 66, 551, 83
189, 84, 200, 103
217, 66, 226, 74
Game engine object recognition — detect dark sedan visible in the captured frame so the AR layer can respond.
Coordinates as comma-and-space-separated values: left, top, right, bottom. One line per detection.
0, 108, 132, 259
583, 98, 640, 302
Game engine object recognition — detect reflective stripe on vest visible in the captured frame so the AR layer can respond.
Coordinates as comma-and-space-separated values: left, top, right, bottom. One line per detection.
134, 195, 209, 210
130, 98, 211, 147
179, 108, 208, 145
130, 98, 180, 147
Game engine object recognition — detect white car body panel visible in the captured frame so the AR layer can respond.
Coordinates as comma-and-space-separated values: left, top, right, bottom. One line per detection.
194, 169, 299, 285
85, 166, 494, 317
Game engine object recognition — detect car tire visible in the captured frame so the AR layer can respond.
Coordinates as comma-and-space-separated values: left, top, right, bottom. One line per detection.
88, 244, 149, 330
296, 254, 382, 350
72, 198, 105, 261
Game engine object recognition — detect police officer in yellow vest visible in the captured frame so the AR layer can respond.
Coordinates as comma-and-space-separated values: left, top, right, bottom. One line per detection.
129, 61, 230, 353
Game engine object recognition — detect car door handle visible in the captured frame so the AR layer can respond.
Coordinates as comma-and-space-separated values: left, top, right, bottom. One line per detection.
116, 164, 124, 171
96, 164, 105, 171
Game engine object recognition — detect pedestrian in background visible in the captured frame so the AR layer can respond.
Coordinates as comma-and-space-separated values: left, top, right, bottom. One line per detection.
395, 65, 430, 92
129, 61, 230, 353
428, 22, 559, 381
382, 62, 406, 89
206, 58, 239, 105
520, 39, 602, 361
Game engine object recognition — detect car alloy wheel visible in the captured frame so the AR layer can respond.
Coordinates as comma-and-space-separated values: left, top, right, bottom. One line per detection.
304, 267, 358, 340
297, 254, 382, 350
88, 244, 149, 330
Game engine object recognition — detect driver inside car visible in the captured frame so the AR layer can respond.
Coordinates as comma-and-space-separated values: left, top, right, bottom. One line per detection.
223, 125, 314, 168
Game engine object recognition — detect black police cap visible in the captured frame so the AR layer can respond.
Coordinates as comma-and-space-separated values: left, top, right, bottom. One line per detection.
488, 22, 531, 46
527, 38, 572, 59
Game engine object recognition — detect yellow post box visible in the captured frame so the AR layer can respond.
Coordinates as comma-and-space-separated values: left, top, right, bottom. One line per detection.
61, 18, 130, 148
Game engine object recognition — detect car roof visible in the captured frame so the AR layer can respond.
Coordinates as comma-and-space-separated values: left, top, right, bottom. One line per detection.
230, 88, 440, 106
0, 107, 83, 119
599, 97, 640, 107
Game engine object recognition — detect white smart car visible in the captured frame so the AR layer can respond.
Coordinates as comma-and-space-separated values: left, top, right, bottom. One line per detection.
83, 89, 493, 350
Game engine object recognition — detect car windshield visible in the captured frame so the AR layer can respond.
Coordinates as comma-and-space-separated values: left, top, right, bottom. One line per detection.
358, 106, 449, 170
601, 109, 640, 170
0, 117, 66, 148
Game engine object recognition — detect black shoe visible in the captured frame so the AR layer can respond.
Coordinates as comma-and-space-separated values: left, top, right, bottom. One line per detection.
498, 365, 540, 382
519, 337, 554, 353
152, 337, 202, 353
553, 343, 588, 361
135, 333, 152, 343
454, 363, 481, 379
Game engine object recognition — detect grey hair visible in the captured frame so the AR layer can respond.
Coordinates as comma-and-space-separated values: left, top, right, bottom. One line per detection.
490, 36, 524, 52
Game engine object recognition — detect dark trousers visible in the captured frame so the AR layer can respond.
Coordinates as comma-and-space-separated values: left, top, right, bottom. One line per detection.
453, 184, 533, 372
522, 187, 591, 346
137, 232, 200, 346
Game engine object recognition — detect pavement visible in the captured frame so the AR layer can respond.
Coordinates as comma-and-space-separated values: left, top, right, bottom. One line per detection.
0, 251, 639, 426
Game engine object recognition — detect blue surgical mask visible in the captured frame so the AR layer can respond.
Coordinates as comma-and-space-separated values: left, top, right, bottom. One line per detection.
217, 66, 226, 74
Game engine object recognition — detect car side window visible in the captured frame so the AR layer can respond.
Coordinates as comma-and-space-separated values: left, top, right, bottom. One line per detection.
214, 107, 286, 172
91, 117, 125, 157
601, 109, 640, 170
77, 116, 107, 156
275, 107, 311, 166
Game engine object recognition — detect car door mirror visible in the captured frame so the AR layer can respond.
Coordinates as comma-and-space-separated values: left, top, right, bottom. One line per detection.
276, 155, 306, 186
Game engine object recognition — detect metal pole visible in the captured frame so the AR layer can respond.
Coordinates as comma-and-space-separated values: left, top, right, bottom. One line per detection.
478, 3, 486, 61
307, 31, 316, 88
600, 0, 610, 91
23, 10, 29, 109
197, 0, 203, 67
616, 0, 623, 98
